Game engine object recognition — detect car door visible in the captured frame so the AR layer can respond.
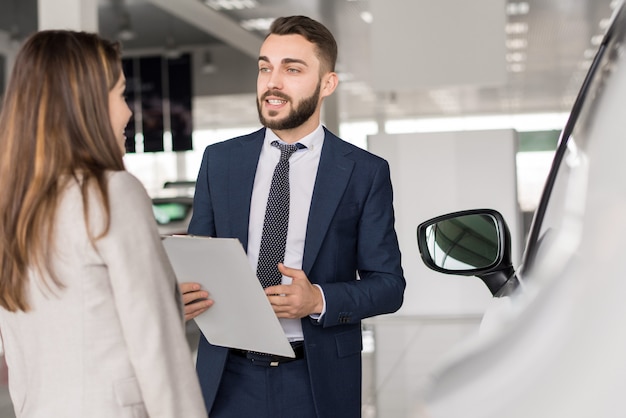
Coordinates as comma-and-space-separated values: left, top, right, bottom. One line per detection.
416, 3, 626, 417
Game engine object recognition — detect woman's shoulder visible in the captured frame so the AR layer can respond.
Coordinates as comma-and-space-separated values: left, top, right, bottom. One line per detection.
101, 171, 158, 235
106, 170, 146, 193
68, 170, 146, 196
105, 170, 153, 212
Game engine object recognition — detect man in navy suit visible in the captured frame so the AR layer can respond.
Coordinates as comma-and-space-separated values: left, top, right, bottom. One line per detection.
181, 15, 405, 418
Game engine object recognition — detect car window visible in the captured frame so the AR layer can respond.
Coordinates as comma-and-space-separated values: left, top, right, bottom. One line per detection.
519, 13, 617, 287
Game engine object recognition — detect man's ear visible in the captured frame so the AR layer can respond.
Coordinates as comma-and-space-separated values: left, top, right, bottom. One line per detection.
320, 72, 339, 98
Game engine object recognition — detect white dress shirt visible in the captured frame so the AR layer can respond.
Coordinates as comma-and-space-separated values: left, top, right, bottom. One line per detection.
247, 125, 325, 341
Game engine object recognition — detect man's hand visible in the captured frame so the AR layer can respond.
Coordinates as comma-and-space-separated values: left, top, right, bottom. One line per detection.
264, 263, 323, 318
180, 282, 213, 321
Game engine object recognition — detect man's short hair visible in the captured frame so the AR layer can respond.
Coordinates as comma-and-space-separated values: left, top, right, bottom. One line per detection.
268, 15, 338, 73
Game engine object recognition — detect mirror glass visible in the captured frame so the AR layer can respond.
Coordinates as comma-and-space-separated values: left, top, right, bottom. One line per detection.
424, 213, 500, 270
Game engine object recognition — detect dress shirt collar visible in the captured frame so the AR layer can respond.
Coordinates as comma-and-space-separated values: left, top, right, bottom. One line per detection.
263, 124, 324, 152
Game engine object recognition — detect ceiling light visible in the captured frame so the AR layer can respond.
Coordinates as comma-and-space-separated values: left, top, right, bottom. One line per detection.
507, 63, 525, 73
360, 12, 373, 24
505, 22, 528, 35
591, 34, 604, 46
341, 80, 371, 95
118, 27, 135, 41
240, 18, 274, 32
429, 90, 461, 113
117, 11, 135, 41
583, 48, 597, 59
201, 51, 218, 74
204, 0, 257, 10
506, 38, 528, 49
506, 2, 530, 16
337, 72, 355, 82
599, 18, 611, 30
506, 52, 526, 63
164, 36, 182, 59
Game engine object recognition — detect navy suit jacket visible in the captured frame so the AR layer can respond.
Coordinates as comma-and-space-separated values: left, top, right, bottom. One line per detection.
188, 127, 405, 418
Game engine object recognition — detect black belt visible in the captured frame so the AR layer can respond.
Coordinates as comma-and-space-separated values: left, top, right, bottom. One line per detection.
230, 341, 305, 367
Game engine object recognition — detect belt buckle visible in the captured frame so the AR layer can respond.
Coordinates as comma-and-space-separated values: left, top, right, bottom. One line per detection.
247, 352, 281, 367
249, 357, 280, 367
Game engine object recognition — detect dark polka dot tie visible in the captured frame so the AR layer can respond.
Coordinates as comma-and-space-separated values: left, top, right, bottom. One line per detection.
256, 140, 306, 288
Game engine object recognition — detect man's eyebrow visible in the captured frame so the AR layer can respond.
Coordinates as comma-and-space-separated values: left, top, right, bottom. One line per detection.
282, 58, 308, 66
257, 56, 308, 66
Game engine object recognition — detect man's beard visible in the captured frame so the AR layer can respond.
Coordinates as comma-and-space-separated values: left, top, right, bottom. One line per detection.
257, 81, 321, 130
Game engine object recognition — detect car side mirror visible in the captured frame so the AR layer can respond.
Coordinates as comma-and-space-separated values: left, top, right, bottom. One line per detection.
417, 209, 517, 297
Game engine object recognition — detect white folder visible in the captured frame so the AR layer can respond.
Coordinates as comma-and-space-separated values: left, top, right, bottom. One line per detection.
162, 235, 295, 358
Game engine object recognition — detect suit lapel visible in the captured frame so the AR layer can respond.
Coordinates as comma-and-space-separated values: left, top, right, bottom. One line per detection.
228, 130, 264, 250
303, 131, 354, 274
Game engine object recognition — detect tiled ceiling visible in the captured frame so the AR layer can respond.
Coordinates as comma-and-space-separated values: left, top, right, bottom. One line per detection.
0, 0, 619, 129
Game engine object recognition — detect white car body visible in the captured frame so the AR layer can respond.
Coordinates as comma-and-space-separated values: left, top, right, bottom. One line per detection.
416, 2, 626, 417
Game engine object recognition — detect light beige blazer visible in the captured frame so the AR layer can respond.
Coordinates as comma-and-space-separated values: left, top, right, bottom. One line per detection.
0, 171, 207, 418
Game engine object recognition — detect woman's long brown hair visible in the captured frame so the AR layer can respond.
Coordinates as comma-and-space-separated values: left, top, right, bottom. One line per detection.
0, 30, 126, 312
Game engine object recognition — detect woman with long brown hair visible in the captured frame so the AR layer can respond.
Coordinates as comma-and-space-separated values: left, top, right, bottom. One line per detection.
0, 30, 207, 417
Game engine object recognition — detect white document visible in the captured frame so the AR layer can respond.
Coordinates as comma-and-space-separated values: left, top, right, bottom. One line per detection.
162, 235, 294, 358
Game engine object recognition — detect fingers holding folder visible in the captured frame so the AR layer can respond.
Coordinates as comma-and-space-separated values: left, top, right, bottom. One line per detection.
180, 282, 213, 321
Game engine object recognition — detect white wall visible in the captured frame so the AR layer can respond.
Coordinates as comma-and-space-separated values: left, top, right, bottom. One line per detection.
368, 130, 522, 316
